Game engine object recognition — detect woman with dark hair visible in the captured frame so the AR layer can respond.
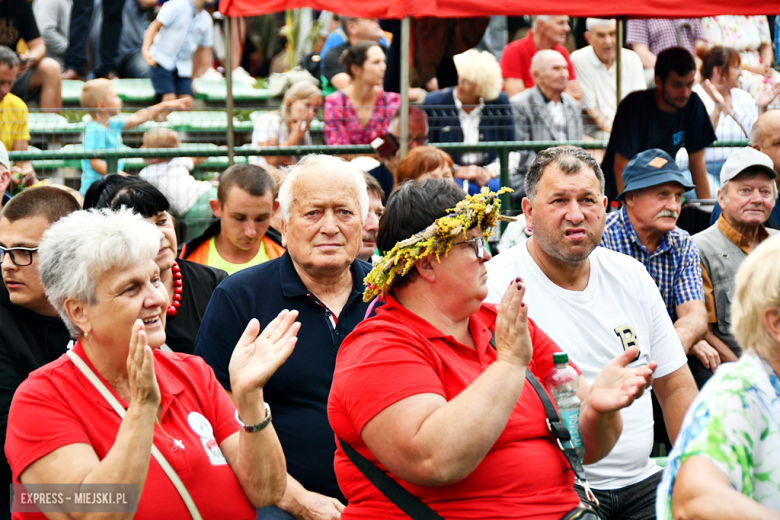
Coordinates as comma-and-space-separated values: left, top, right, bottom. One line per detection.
694, 46, 778, 176
322, 41, 400, 146
86, 174, 227, 353
327, 179, 655, 519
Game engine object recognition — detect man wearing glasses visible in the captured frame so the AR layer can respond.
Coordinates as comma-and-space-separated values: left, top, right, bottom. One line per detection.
0, 186, 80, 520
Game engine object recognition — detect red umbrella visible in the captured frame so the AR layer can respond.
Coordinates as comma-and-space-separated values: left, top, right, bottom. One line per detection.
220, 0, 768, 18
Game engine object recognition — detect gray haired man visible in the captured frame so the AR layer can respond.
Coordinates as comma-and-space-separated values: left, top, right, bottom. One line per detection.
692, 147, 779, 384
511, 49, 583, 199
195, 155, 374, 520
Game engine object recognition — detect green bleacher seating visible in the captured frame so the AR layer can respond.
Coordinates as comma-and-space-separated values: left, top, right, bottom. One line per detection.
179, 142, 247, 169
192, 78, 272, 103
61, 80, 85, 105
29, 145, 68, 170
166, 111, 240, 133
112, 79, 157, 104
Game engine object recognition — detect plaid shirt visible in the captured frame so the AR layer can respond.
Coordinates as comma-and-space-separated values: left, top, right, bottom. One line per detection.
626, 19, 704, 58
600, 207, 704, 322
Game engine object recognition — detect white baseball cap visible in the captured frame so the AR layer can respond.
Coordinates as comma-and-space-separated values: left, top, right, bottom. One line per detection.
0, 141, 9, 171
720, 147, 777, 184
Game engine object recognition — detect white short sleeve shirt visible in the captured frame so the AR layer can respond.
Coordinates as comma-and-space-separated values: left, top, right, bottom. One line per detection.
149, 0, 213, 77
485, 243, 687, 489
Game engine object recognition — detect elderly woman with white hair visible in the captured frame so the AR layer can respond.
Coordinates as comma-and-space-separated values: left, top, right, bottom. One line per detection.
423, 48, 515, 195
5, 208, 296, 519
657, 233, 780, 519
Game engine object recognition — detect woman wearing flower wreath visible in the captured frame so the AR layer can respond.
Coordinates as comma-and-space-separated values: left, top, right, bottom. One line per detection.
86, 174, 227, 354
327, 179, 656, 520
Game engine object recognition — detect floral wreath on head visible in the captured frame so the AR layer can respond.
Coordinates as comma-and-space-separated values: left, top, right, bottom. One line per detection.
363, 187, 516, 302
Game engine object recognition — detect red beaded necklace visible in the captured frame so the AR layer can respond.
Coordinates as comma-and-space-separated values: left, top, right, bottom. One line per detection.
167, 261, 183, 317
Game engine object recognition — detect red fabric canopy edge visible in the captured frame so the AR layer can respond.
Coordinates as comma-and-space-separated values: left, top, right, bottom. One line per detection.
219, 0, 770, 20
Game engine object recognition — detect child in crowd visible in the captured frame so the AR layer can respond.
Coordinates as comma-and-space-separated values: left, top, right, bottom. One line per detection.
79, 78, 186, 195
138, 128, 216, 238
141, 0, 213, 104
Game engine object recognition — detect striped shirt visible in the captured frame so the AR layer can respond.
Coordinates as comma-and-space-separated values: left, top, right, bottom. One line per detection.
600, 207, 704, 322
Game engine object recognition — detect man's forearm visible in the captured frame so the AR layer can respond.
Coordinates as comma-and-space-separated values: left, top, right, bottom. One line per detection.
630, 44, 657, 70
585, 107, 610, 131
689, 151, 711, 200
675, 313, 707, 353
277, 474, 307, 516
655, 367, 698, 442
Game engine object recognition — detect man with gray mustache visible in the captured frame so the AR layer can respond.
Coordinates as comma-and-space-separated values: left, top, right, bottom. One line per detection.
601, 149, 713, 387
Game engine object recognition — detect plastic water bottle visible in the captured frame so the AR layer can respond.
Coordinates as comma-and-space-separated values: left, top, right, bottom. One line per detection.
545, 352, 586, 461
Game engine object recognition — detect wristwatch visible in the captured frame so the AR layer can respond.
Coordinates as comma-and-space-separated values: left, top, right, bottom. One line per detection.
235, 402, 272, 433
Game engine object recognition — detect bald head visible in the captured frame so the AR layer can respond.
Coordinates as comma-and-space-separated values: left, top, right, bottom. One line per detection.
751, 111, 780, 176
532, 49, 565, 73
532, 50, 569, 97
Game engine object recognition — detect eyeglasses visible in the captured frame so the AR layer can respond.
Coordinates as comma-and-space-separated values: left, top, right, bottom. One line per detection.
0, 245, 39, 267
454, 236, 486, 260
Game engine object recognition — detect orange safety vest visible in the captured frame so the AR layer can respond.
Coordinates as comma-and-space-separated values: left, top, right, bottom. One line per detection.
180, 235, 285, 267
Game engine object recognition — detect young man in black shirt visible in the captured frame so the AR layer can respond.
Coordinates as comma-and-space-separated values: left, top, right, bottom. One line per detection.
603, 47, 716, 200
0, 186, 80, 519
0, 0, 62, 109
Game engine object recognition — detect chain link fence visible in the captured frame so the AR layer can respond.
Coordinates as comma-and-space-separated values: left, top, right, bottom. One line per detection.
8, 103, 752, 241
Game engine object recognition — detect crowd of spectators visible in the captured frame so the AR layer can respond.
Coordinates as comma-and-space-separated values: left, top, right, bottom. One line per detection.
3, 9, 780, 520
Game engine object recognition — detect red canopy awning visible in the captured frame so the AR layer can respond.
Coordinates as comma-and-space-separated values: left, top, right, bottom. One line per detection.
219, 0, 769, 20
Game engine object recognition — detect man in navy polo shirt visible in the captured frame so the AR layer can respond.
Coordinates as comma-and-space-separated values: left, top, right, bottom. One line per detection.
194, 154, 372, 520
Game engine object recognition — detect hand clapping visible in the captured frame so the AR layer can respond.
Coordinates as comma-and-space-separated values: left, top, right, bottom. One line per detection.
229, 310, 301, 398
126, 319, 161, 408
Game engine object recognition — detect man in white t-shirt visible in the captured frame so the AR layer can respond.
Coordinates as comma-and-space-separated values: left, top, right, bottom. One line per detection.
485, 146, 698, 520
570, 18, 646, 140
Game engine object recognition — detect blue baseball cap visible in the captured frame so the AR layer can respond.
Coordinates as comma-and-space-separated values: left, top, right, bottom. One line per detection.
617, 149, 695, 201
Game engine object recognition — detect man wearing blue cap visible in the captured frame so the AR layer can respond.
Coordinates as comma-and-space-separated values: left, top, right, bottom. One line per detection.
693, 147, 779, 385
601, 149, 714, 386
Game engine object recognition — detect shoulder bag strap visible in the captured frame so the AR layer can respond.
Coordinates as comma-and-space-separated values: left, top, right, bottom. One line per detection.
488, 333, 599, 507
337, 437, 444, 520
67, 350, 203, 520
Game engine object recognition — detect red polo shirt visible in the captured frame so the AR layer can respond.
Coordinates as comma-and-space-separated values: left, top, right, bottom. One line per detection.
499, 30, 576, 89
6, 341, 255, 520
328, 297, 582, 520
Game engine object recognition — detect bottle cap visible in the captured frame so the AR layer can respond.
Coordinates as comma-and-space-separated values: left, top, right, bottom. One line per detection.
552, 352, 568, 364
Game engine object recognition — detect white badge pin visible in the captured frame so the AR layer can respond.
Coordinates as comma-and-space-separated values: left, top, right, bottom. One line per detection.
188, 412, 215, 439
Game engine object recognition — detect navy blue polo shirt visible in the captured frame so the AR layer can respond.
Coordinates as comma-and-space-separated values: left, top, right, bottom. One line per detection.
193, 251, 374, 502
